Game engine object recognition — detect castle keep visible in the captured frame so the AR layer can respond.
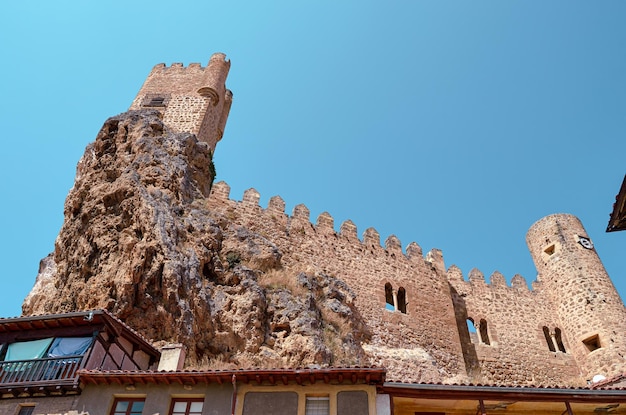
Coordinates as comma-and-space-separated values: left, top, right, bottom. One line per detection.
129, 53, 232, 152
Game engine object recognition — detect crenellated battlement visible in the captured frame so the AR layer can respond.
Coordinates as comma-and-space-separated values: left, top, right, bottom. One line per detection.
208, 181, 554, 299
209, 182, 549, 287
446, 265, 531, 293
209, 181, 438, 265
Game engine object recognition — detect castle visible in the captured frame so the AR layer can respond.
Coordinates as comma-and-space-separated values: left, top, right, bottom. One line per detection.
2, 52, 626, 415
126, 52, 626, 386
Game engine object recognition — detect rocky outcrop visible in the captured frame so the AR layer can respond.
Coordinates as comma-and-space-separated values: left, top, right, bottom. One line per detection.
23, 110, 369, 367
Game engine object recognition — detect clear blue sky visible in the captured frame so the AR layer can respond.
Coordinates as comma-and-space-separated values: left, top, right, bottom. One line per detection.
1, 2, 625, 317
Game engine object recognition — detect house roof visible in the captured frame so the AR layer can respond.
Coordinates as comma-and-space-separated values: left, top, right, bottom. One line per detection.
589, 373, 626, 389
79, 367, 386, 387
607, 174, 626, 232
0, 310, 159, 359
383, 382, 626, 403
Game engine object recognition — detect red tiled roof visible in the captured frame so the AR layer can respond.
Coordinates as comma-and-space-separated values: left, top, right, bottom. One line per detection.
79, 367, 386, 387
0, 310, 159, 358
589, 373, 626, 389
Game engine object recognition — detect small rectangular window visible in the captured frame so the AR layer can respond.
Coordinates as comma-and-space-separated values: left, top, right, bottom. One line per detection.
18, 406, 35, 415
142, 94, 170, 108
147, 97, 165, 106
170, 398, 204, 415
242, 391, 298, 415
337, 391, 369, 414
305, 396, 329, 415
110, 398, 145, 415
583, 334, 601, 352
544, 244, 555, 256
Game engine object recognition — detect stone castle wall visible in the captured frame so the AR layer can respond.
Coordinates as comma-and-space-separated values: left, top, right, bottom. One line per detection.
448, 267, 580, 384
208, 183, 466, 383
120, 55, 625, 386
207, 182, 626, 386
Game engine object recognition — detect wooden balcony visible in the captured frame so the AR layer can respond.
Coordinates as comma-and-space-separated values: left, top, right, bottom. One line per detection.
0, 356, 85, 397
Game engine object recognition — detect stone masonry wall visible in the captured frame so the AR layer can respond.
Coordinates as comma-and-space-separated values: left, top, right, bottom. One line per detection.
208, 182, 467, 383
207, 183, 626, 386
448, 267, 581, 385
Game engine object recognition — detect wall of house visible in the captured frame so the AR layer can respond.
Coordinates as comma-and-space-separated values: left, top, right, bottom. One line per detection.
0, 395, 80, 415
236, 383, 378, 415
78, 382, 233, 415
88, 331, 155, 372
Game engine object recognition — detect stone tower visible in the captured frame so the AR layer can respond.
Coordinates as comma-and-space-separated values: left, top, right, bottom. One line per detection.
527, 214, 626, 382
129, 52, 233, 152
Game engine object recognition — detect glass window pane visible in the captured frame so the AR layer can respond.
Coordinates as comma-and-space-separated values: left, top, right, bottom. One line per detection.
112, 399, 145, 415
18, 407, 35, 415
173, 401, 187, 412
130, 401, 144, 414
243, 392, 298, 415
305, 397, 329, 415
189, 401, 203, 412
5, 338, 54, 361
47, 337, 93, 357
115, 401, 129, 411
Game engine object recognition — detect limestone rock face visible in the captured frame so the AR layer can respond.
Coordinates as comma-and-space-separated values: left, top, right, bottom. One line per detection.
23, 110, 369, 367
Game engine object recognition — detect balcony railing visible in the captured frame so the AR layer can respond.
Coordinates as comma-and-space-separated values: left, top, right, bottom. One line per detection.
0, 356, 85, 385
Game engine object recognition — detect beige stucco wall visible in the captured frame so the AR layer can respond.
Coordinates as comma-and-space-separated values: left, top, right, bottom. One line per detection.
235, 383, 377, 415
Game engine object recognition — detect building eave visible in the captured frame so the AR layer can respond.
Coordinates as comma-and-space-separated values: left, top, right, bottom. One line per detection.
79, 367, 386, 387
607, 174, 626, 232
382, 382, 626, 403
0, 310, 159, 359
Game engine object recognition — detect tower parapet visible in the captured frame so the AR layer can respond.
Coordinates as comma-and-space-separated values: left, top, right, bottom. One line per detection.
129, 53, 232, 152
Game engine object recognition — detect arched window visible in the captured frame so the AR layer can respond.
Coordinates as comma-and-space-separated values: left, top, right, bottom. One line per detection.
466, 318, 478, 344
466, 318, 476, 332
479, 319, 490, 345
543, 326, 556, 352
555, 327, 566, 353
397, 287, 407, 314
384, 283, 394, 311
